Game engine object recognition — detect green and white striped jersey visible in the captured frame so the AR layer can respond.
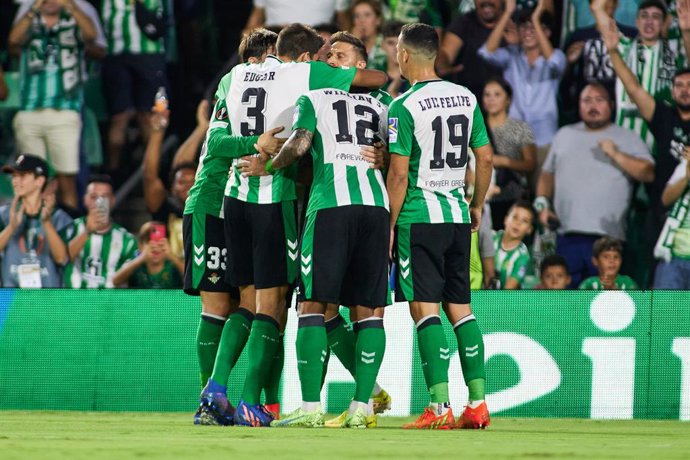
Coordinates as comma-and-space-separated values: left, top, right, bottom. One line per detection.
294, 89, 389, 215
101, 0, 164, 55
616, 37, 685, 152
222, 56, 357, 204
184, 75, 259, 217
19, 11, 86, 111
61, 218, 138, 288
493, 230, 530, 287
388, 80, 489, 225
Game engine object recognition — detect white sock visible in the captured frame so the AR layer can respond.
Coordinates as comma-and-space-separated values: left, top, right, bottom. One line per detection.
468, 399, 484, 409
367, 398, 374, 415
302, 401, 322, 412
349, 400, 369, 415
429, 402, 450, 415
372, 383, 383, 395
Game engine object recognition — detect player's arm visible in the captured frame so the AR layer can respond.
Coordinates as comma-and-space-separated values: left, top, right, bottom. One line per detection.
269, 129, 313, 171
469, 104, 494, 233
599, 5, 656, 121
351, 68, 389, 90
386, 102, 413, 257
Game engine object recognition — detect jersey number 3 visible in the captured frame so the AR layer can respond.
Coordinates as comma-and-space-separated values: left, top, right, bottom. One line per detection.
240, 88, 267, 136
430, 114, 469, 170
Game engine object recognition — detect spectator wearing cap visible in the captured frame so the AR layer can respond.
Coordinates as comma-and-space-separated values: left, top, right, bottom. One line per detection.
60, 175, 137, 288
7, 0, 100, 210
478, 0, 566, 151
0, 154, 72, 288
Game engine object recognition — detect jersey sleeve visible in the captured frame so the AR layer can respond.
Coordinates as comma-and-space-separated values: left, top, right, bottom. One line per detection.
308, 61, 357, 91
292, 95, 317, 133
469, 103, 490, 149
387, 100, 414, 157
207, 71, 260, 159
579, 277, 595, 289
508, 250, 530, 285
118, 234, 139, 268
59, 220, 77, 243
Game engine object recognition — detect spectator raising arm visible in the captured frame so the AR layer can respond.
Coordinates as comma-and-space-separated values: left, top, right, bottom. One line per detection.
599, 15, 656, 122
142, 110, 170, 215
483, 0, 515, 54
531, 0, 554, 59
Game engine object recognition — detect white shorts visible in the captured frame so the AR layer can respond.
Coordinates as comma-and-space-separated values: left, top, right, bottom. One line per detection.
12, 109, 81, 174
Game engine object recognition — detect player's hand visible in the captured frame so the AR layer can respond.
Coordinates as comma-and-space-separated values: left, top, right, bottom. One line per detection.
469, 205, 482, 232
257, 126, 287, 156
8, 195, 24, 231
566, 41, 585, 64
196, 99, 210, 131
237, 153, 269, 177
360, 144, 385, 169
40, 193, 56, 223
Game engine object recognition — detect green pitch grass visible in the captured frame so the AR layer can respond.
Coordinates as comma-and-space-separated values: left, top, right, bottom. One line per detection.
1, 411, 689, 459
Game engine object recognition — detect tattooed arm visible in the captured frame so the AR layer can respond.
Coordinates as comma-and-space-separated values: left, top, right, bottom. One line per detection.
237, 128, 313, 177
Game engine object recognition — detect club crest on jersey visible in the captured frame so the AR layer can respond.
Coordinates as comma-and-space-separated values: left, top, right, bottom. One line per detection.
215, 106, 228, 121
388, 118, 398, 143
208, 272, 221, 284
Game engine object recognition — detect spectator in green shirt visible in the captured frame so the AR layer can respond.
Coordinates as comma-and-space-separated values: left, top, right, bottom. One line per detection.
579, 236, 639, 289
112, 221, 183, 289
493, 200, 535, 289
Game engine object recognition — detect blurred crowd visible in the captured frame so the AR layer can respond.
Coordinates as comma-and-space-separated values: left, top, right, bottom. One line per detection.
0, 0, 688, 290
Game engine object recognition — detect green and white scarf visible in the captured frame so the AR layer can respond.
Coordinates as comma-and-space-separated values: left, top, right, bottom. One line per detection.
655, 186, 690, 262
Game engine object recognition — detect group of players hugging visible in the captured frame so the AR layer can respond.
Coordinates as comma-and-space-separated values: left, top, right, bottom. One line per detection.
183, 21, 493, 430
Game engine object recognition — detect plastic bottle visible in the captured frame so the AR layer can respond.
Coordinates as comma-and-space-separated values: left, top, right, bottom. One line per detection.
153, 86, 168, 113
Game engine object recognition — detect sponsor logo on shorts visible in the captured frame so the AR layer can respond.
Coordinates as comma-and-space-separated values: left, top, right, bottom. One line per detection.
388, 117, 398, 143
208, 272, 221, 284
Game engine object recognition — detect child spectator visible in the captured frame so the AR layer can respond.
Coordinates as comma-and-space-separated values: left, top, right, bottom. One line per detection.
493, 200, 535, 289
579, 236, 638, 290
538, 254, 571, 289
112, 221, 183, 289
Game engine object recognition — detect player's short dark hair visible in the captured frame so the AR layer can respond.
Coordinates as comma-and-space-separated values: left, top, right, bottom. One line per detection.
540, 254, 569, 274
592, 236, 623, 258
673, 68, 690, 83
509, 199, 536, 224
399, 23, 438, 59
313, 22, 339, 35
330, 31, 368, 63
381, 19, 405, 38
351, 0, 384, 20
239, 28, 278, 63
276, 23, 325, 60
638, 0, 668, 17
516, 9, 554, 31
86, 173, 113, 188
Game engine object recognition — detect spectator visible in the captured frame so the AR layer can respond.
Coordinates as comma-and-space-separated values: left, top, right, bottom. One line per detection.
655, 151, 690, 288
579, 236, 639, 289
242, 0, 351, 34
112, 221, 183, 288
562, 0, 639, 43
482, 77, 537, 228
492, 200, 535, 289
593, 0, 690, 152
538, 254, 571, 289
100, 0, 168, 175
351, 0, 388, 72
560, 0, 638, 125
143, 109, 195, 261
8, 0, 99, 210
479, 0, 567, 150
61, 175, 137, 288
380, 20, 409, 97
437, 0, 506, 98
385, 0, 428, 23
535, 83, 654, 287
0, 154, 71, 288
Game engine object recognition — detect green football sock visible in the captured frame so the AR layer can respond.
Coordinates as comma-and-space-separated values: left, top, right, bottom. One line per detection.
209, 308, 252, 387
453, 314, 486, 400
320, 347, 331, 390
353, 319, 385, 404
197, 313, 225, 388
263, 334, 284, 405
296, 314, 327, 403
429, 382, 450, 404
240, 314, 280, 405
417, 316, 450, 398
326, 314, 356, 378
